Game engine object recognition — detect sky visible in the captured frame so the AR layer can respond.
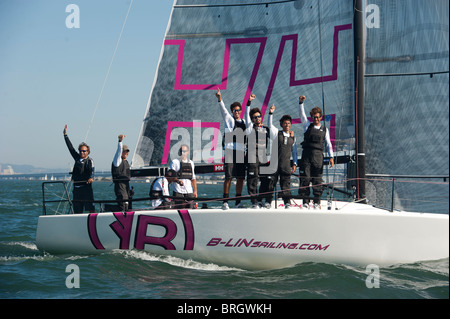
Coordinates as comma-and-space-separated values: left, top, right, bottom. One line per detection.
0, 0, 174, 171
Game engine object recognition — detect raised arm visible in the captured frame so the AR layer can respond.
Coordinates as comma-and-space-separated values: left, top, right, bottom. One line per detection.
113, 134, 125, 167
267, 104, 278, 140
63, 125, 79, 160
216, 88, 234, 131
298, 95, 310, 131
244, 95, 255, 135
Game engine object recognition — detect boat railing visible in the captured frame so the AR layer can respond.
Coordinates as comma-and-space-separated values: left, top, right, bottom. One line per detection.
42, 181, 74, 215
365, 174, 449, 213
41, 180, 351, 215
41, 174, 449, 215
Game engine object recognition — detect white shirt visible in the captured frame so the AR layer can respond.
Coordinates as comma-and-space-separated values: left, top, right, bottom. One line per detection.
218, 100, 246, 151
112, 141, 124, 167
169, 158, 195, 194
151, 177, 170, 208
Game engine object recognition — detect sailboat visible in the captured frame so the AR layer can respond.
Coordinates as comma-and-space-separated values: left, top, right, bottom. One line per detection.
36, 0, 448, 270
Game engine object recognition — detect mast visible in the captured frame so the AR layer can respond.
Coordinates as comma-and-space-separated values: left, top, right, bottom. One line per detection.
353, 0, 365, 201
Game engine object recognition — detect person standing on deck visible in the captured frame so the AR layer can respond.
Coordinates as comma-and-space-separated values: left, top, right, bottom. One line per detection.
63, 125, 95, 214
298, 95, 334, 209
263, 106, 298, 209
244, 103, 278, 208
112, 134, 132, 212
216, 88, 254, 209
169, 144, 197, 209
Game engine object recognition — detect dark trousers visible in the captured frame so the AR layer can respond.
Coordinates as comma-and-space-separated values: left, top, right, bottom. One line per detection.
246, 162, 260, 204
298, 150, 324, 204
260, 173, 292, 204
114, 181, 130, 211
259, 174, 275, 204
173, 191, 195, 209
72, 184, 95, 214
276, 173, 292, 204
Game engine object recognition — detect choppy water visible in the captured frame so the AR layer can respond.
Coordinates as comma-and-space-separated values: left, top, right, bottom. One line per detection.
0, 179, 448, 301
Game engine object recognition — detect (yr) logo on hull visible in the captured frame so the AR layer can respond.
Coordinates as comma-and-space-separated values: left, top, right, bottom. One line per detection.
87, 210, 194, 251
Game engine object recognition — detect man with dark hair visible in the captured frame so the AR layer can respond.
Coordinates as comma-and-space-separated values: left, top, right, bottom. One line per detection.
298, 95, 334, 209
263, 109, 298, 208
63, 124, 95, 214
216, 89, 254, 209
244, 103, 278, 208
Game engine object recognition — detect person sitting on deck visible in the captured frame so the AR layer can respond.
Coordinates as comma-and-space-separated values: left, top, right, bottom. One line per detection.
149, 169, 183, 210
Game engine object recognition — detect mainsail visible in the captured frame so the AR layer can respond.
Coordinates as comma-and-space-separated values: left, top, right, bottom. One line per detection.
132, 0, 356, 169
363, 0, 449, 213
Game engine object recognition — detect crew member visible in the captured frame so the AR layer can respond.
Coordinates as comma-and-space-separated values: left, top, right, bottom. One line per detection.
63, 124, 95, 214
244, 103, 278, 208
264, 108, 298, 209
298, 95, 334, 209
169, 144, 197, 209
112, 134, 132, 211
216, 88, 253, 209
150, 169, 183, 210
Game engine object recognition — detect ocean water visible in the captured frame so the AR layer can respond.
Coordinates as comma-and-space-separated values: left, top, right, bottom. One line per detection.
0, 179, 448, 301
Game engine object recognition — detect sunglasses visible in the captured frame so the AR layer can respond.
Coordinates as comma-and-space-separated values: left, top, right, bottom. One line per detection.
79, 150, 88, 153
252, 115, 261, 119
313, 116, 321, 120
232, 109, 241, 113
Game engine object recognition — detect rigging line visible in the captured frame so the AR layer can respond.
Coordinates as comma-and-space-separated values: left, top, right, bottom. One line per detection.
84, 0, 134, 142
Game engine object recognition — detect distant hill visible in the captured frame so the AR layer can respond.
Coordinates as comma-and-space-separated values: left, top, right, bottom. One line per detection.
0, 163, 68, 175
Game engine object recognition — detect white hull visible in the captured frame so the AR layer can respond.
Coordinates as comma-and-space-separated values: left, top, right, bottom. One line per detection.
36, 201, 449, 270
